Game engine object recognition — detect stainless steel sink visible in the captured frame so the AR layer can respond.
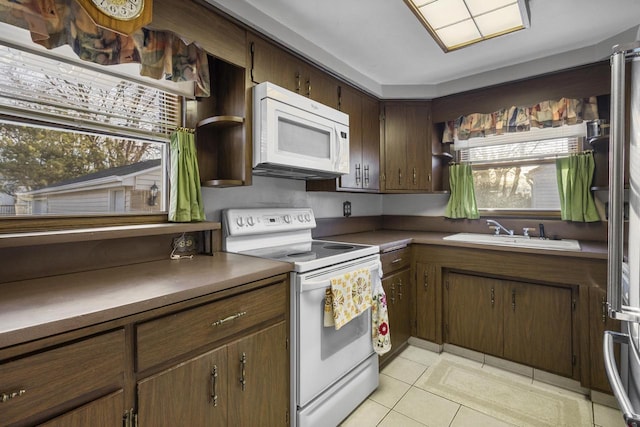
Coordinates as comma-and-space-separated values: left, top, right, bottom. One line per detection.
442, 233, 581, 251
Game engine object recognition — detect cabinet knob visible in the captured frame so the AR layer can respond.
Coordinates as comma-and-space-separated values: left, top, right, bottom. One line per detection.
0, 389, 26, 403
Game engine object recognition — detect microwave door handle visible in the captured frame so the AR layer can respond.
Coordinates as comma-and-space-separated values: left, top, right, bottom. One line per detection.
334, 126, 340, 170
603, 331, 640, 425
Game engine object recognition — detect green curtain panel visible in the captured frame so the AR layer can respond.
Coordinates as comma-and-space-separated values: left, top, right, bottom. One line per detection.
445, 163, 479, 219
556, 152, 600, 222
169, 130, 205, 222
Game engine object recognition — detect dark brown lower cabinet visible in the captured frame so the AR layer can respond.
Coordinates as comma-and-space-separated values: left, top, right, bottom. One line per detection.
380, 268, 412, 366
415, 263, 438, 342
39, 390, 125, 427
503, 280, 573, 377
138, 321, 288, 427
138, 347, 228, 427
445, 271, 574, 377
445, 273, 503, 356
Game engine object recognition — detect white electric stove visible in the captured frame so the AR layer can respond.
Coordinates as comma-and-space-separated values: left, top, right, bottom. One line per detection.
222, 207, 380, 427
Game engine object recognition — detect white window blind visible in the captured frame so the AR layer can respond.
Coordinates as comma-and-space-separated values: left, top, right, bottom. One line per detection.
456, 123, 586, 165
0, 43, 181, 142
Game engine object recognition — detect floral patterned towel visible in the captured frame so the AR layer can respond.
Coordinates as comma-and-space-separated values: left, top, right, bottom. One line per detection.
323, 268, 372, 330
372, 261, 391, 355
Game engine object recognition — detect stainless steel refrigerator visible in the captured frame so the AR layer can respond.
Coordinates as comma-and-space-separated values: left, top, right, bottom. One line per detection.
604, 32, 640, 427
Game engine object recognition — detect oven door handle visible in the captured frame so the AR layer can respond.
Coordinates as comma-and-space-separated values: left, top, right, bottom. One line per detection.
301, 267, 381, 293
300, 279, 333, 292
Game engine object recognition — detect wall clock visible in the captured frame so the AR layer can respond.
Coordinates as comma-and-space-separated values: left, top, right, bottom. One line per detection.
76, 0, 153, 35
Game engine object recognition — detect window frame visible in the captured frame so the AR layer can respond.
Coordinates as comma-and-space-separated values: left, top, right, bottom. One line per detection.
454, 125, 587, 218
0, 40, 188, 232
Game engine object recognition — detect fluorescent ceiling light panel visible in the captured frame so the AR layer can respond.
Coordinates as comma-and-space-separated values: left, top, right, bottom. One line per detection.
404, 0, 529, 52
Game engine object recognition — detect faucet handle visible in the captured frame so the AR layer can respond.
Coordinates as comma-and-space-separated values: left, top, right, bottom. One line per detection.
522, 227, 535, 237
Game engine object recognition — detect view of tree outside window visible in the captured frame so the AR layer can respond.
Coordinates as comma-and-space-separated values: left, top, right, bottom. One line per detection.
472, 163, 559, 210
0, 124, 164, 216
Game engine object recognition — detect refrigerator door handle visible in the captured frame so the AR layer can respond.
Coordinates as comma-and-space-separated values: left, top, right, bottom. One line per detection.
604, 330, 640, 426
607, 41, 640, 323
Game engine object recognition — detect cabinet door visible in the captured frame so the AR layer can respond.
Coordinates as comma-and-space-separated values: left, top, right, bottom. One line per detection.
406, 102, 431, 191
38, 390, 125, 427
228, 321, 288, 427
445, 272, 503, 356
137, 347, 228, 427
503, 281, 573, 377
248, 35, 299, 91
589, 286, 620, 393
416, 263, 437, 342
381, 268, 412, 366
338, 85, 363, 190
383, 102, 409, 190
361, 94, 380, 191
306, 66, 339, 108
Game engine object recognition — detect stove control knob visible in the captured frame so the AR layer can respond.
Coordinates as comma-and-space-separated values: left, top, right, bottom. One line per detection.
283, 215, 291, 224
297, 214, 304, 222
236, 217, 244, 227
304, 213, 311, 222
247, 216, 255, 226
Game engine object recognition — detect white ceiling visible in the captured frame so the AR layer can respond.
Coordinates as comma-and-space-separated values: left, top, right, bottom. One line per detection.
206, 0, 640, 98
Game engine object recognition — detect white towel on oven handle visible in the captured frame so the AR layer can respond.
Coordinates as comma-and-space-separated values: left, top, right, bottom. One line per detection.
372, 259, 391, 355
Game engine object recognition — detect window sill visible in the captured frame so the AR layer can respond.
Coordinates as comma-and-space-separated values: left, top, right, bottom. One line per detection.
0, 221, 221, 249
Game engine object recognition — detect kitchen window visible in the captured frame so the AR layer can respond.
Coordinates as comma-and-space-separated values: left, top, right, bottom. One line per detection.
455, 124, 586, 213
0, 41, 183, 222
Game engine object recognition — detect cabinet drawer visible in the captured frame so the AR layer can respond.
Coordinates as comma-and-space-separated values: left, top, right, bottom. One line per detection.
136, 281, 287, 372
381, 247, 410, 275
0, 330, 125, 427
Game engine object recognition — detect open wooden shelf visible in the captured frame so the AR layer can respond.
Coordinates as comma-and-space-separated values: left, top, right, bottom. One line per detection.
202, 179, 244, 188
433, 152, 454, 161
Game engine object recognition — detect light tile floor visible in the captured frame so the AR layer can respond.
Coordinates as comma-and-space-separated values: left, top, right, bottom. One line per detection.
341, 346, 626, 427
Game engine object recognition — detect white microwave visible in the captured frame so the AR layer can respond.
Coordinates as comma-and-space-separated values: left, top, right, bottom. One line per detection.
253, 82, 349, 180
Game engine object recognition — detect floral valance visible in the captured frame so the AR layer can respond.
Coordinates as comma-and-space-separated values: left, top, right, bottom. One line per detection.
0, 0, 210, 97
442, 97, 599, 143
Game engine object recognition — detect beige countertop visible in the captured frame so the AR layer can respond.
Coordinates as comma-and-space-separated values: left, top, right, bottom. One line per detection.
325, 230, 608, 260
0, 253, 292, 349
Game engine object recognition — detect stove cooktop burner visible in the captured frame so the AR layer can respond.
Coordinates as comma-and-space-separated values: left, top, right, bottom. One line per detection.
237, 240, 371, 265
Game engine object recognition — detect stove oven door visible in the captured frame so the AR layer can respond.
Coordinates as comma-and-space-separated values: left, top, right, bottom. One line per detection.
294, 254, 380, 407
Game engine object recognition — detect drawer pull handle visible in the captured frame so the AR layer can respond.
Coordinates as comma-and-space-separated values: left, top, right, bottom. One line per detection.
211, 311, 247, 327
240, 352, 247, 391
211, 365, 218, 406
1, 389, 26, 402
391, 258, 403, 264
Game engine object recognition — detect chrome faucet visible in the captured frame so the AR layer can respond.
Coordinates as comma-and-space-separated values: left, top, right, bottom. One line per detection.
486, 219, 514, 236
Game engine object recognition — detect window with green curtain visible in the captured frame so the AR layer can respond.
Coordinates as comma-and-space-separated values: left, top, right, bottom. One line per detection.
445, 163, 479, 219
555, 151, 600, 222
